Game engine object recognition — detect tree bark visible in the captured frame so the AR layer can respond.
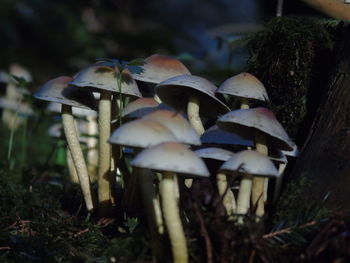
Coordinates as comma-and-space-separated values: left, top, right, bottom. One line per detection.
291, 38, 350, 209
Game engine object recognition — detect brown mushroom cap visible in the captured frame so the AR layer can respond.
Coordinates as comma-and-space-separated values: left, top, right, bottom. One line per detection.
155, 75, 230, 118
129, 54, 191, 84
216, 72, 269, 102
142, 109, 201, 146
108, 119, 177, 148
217, 107, 294, 151
70, 61, 142, 97
121, 97, 159, 117
34, 76, 97, 110
219, 150, 279, 178
131, 142, 210, 177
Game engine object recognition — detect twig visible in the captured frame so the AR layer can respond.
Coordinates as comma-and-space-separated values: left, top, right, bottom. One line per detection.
193, 201, 213, 263
263, 220, 318, 239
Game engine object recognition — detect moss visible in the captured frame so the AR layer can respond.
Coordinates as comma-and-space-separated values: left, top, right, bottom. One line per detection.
246, 17, 335, 139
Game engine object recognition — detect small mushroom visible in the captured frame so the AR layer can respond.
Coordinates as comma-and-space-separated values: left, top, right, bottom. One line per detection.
70, 61, 141, 215
216, 72, 269, 109
156, 75, 230, 135
219, 150, 278, 222
132, 142, 210, 263
34, 76, 97, 213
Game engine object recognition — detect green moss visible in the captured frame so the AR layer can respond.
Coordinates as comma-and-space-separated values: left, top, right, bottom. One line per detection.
246, 17, 334, 138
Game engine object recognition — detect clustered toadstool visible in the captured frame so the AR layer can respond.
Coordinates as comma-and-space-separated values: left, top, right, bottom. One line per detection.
34, 55, 297, 263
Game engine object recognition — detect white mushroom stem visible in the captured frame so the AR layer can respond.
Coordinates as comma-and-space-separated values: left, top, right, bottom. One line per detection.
236, 173, 253, 223
154, 94, 162, 104
216, 172, 236, 216
159, 172, 188, 263
62, 104, 95, 212
187, 96, 205, 135
138, 168, 164, 234
98, 91, 112, 215
66, 147, 79, 183
86, 115, 98, 182
252, 131, 268, 218
240, 97, 249, 110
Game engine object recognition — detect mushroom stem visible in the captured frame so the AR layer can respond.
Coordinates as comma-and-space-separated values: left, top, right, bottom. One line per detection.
62, 104, 95, 212
216, 172, 236, 216
86, 115, 98, 182
139, 168, 164, 235
159, 172, 188, 263
240, 98, 249, 109
154, 94, 162, 104
66, 147, 79, 183
97, 91, 112, 216
252, 131, 268, 218
236, 173, 253, 223
187, 96, 205, 135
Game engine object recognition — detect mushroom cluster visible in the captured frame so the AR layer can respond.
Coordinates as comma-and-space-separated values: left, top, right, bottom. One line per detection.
34, 55, 298, 263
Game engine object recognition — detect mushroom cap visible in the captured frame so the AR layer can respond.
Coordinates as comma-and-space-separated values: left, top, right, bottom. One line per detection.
217, 107, 294, 151
281, 141, 299, 157
0, 97, 33, 116
269, 148, 288, 164
47, 102, 97, 117
194, 147, 235, 162
108, 119, 177, 148
70, 61, 142, 97
121, 97, 159, 117
131, 142, 210, 177
216, 72, 269, 102
129, 54, 191, 84
155, 75, 230, 118
34, 76, 97, 110
142, 109, 201, 146
219, 150, 279, 178
201, 125, 254, 148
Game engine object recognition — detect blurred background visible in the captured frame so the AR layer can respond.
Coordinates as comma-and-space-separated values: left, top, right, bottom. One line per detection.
0, 0, 325, 90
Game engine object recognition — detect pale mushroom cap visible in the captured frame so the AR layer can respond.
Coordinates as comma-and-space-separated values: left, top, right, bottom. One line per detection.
108, 119, 177, 148
269, 148, 288, 164
217, 107, 294, 151
142, 109, 201, 146
129, 54, 191, 84
194, 147, 235, 162
220, 150, 279, 178
47, 102, 97, 117
201, 125, 254, 147
9, 63, 32, 83
34, 76, 97, 110
217, 72, 269, 102
70, 61, 142, 97
131, 142, 210, 177
121, 97, 159, 117
0, 97, 33, 116
281, 141, 299, 157
155, 74, 230, 118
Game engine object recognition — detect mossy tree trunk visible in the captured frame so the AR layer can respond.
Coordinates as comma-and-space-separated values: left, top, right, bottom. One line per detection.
291, 33, 350, 209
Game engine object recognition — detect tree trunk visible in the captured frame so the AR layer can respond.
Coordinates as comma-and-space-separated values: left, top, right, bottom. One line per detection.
291, 37, 350, 209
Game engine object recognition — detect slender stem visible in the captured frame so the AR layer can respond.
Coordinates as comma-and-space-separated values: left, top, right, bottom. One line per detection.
236, 173, 253, 223
159, 172, 188, 263
216, 172, 236, 216
98, 91, 112, 216
240, 97, 249, 109
276, 0, 284, 17
86, 116, 98, 182
252, 131, 268, 218
187, 96, 205, 135
62, 104, 95, 212
66, 147, 79, 183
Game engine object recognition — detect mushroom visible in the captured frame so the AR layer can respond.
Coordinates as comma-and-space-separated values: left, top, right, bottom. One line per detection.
155, 75, 230, 135
131, 142, 210, 263
216, 72, 269, 109
219, 150, 279, 222
109, 119, 178, 260
129, 54, 191, 101
34, 76, 97, 213
217, 107, 294, 218
70, 61, 141, 215
194, 147, 236, 216
121, 97, 160, 120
